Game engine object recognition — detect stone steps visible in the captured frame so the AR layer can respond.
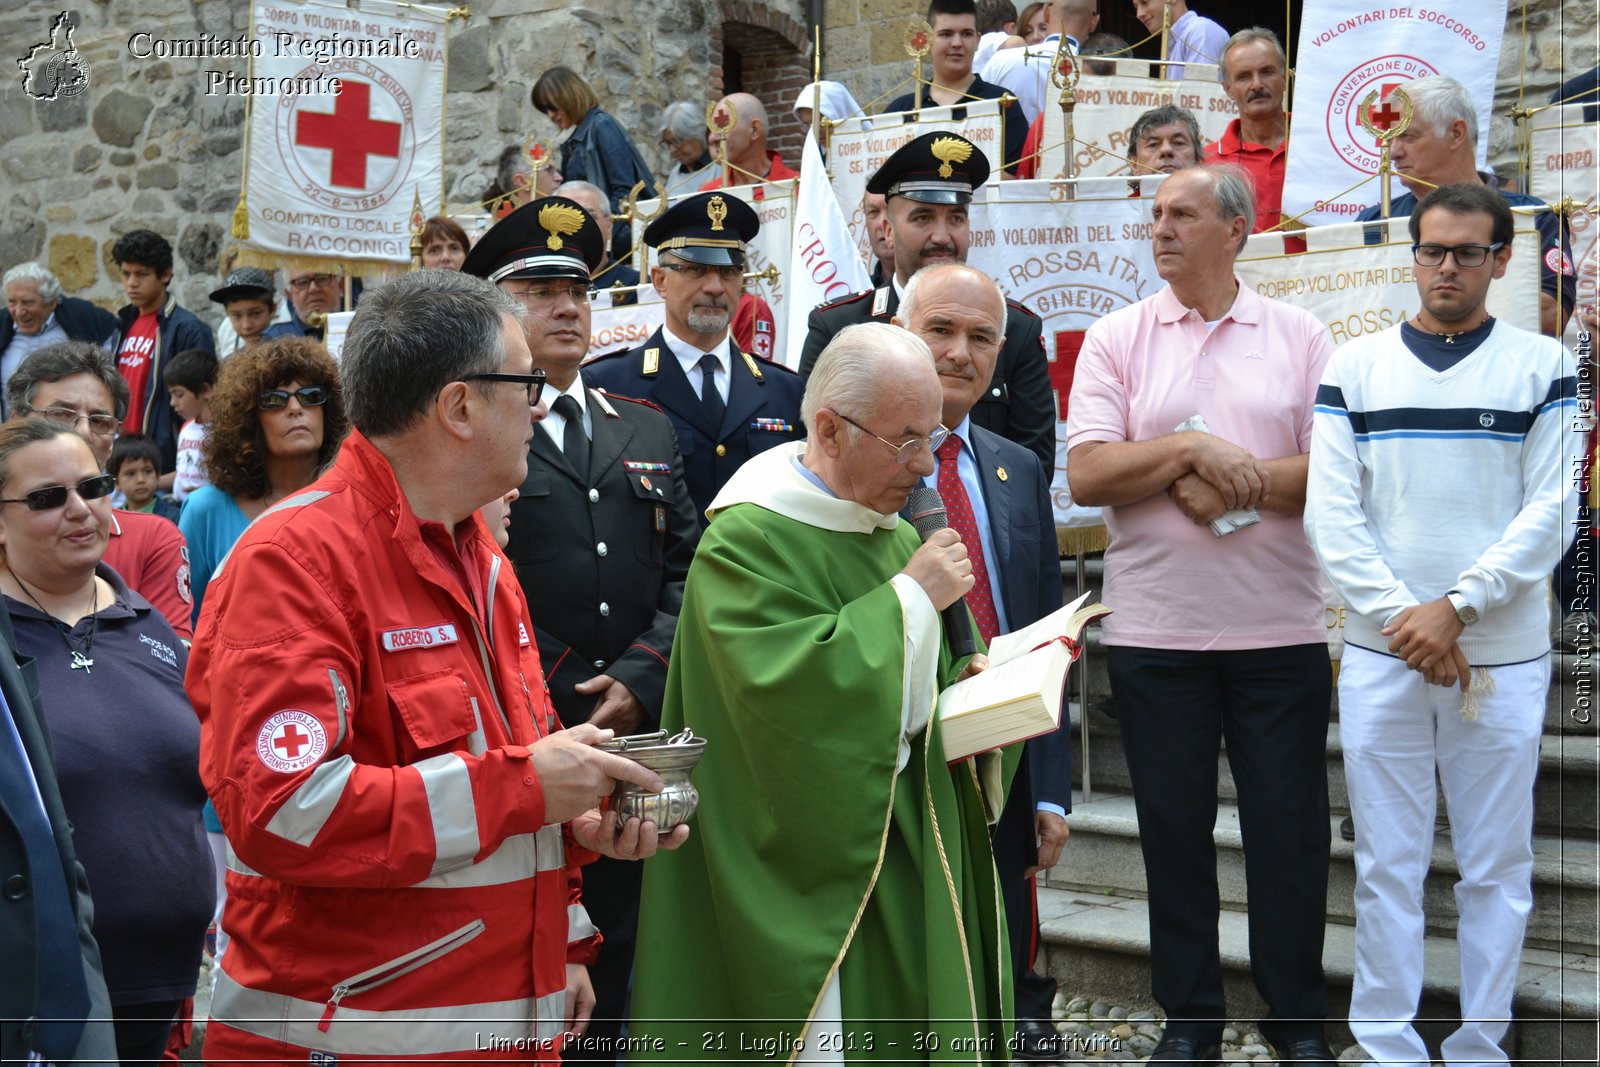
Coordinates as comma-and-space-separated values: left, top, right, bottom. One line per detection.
1035, 888, 1600, 1063
1049, 794, 1599, 955
1067, 709, 1600, 838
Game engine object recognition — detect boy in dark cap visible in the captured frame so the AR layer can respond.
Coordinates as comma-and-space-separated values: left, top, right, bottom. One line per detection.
465, 198, 701, 1062
208, 267, 278, 353
583, 192, 804, 522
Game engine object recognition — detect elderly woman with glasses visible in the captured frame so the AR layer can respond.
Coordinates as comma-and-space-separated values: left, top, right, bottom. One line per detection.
660, 100, 715, 200
0, 417, 212, 1063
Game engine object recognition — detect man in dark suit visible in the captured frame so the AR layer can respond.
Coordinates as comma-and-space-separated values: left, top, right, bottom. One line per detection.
798, 132, 1056, 476
463, 196, 700, 1062
895, 262, 1069, 1060
582, 192, 804, 522
1, 603, 116, 1064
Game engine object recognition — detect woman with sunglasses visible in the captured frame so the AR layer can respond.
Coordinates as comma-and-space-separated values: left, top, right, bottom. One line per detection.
0, 417, 212, 1063
531, 66, 658, 262
179, 338, 349, 622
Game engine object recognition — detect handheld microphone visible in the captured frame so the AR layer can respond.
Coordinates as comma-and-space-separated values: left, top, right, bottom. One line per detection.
905, 487, 979, 660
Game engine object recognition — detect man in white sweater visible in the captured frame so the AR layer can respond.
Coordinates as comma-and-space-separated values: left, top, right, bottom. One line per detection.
1306, 182, 1580, 1066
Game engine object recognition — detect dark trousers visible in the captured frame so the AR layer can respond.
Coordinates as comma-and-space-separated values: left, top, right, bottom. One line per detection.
112, 998, 182, 1064
991, 758, 1057, 1022
1107, 644, 1331, 1044
565, 855, 641, 1063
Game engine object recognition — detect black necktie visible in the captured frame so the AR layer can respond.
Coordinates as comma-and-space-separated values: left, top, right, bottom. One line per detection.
554, 394, 589, 477
699, 353, 725, 430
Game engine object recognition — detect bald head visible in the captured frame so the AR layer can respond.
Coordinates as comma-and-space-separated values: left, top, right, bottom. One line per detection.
895, 264, 1007, 427
1054, 0, 1098, 41
710, 93, 772, 182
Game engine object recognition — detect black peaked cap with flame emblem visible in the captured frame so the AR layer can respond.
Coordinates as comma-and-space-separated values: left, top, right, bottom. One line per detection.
643, 192, 761, 267
461, 196, 604, 283
866, 131, 990, 205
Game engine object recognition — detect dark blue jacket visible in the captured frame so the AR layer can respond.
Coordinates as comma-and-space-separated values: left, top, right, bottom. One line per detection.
107, 296, 215, 473
582, 328, 805, 524
0, 295, 116, 354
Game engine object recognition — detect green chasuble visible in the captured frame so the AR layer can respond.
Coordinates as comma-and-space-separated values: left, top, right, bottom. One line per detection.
630, 443, 1016, 1064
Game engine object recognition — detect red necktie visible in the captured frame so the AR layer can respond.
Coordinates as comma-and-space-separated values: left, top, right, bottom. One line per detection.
936, 435, 999, 644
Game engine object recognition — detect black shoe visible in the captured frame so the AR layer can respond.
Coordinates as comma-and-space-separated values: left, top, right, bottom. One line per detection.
1270, 1036, 1336, 1062
1150, 1034, 1221, 1064
1013, 1017, 1064, 1061
1339, 815, 1355, 842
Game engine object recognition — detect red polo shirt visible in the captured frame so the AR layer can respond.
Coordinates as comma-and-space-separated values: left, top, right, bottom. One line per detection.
699, 151, 798, 190
1205, 117, 1289, 233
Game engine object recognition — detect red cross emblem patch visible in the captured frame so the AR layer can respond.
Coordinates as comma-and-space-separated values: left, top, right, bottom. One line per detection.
275, 61, 415, 211
257, 710, 329, 774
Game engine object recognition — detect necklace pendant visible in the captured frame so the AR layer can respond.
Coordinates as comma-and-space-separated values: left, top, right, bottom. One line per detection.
70, 651, 93, 673
1444, 334, 1456, 344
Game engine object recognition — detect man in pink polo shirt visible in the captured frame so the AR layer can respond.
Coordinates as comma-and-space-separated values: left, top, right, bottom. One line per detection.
1065, 164, 1335, 1065
1205, 28, 1289, 233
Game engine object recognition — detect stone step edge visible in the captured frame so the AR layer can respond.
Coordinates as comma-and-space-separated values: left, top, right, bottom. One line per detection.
1056, 794, 1599, 890
1035, 887, 1596, 1018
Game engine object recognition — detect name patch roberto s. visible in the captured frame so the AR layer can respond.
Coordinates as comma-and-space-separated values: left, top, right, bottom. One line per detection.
257, 710, 328, 774
380, 623, 460, 652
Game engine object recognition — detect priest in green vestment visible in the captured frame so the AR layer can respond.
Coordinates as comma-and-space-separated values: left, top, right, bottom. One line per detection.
629, 322, 1017, 1064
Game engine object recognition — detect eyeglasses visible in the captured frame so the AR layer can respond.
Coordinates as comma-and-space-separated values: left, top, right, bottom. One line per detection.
29, 407, 120, 436
0, 474, 117, 511
659, 261, 745, 283
464, 369, 547, 408
504, 283, 591, 305
1411, 242, 1505, 268
835, 413, 951, 465
287, 273, 338, 290
536, 101, 559, 118
258, 386, 330, 410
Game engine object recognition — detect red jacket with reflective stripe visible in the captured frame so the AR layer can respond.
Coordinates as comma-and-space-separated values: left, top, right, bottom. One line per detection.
187, 432, 598, 1062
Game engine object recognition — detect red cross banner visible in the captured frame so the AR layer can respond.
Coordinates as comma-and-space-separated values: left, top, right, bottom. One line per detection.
1282, 0, 1507, 228
240, 0, 449, 264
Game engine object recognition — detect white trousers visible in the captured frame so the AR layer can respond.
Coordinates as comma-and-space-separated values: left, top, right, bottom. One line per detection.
1339, 644, 1548, 1067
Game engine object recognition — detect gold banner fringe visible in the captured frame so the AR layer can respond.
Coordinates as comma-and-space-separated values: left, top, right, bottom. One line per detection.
1056, 524, 1108, 557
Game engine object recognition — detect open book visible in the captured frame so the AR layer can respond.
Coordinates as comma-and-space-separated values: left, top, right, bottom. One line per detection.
938, 590, 1111, 763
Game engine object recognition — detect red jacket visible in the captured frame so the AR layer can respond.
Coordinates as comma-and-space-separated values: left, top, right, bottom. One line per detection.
187, 432, 598, 1062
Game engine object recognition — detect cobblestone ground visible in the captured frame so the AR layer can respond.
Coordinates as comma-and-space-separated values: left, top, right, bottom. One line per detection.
1036, 994, 1368, 1064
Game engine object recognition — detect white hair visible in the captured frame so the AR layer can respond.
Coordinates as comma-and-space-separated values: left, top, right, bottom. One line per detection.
3, 262, 63, 303
1399, 74, 1478, 145
802, 322, 934, 431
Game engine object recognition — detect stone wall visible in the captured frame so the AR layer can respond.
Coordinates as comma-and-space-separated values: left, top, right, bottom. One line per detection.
0, 0, 1592, 324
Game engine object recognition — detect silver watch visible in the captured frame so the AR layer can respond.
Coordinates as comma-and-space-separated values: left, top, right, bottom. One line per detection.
1446, 591, 1478, 626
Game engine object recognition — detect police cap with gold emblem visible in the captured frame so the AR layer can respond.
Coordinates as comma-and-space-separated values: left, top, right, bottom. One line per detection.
643, 192, 760, 267
461, 196, 604, 283
866, 131, 990, 205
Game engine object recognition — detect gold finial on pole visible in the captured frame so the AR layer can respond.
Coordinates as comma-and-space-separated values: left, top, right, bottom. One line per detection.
1358, 85, 1414, 219
905, 19, 933, 114
810, 25, 823, 147
1050, 36, 1081, 190
524, 134, 550, 197
1160, 0, 1173, 72
708, 98, 739, 188
408, 187, 427, 268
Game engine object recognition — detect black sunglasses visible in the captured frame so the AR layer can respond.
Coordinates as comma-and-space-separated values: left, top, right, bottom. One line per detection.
0, 473, 117, 512
258, 386, 330, 410
464, 370, 547, 407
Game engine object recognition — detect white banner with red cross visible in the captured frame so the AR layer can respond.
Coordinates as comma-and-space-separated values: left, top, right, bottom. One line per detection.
1282, 0, 1508, 228
241, 0, 449, 265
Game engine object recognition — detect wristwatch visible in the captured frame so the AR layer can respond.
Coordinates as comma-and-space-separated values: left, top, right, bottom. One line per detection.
1446, 590, 1479, 626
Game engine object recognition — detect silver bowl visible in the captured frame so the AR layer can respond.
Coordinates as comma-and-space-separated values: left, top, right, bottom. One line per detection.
600, 729, 707, 829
